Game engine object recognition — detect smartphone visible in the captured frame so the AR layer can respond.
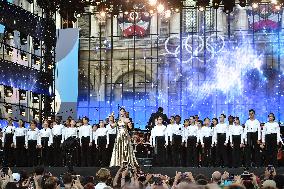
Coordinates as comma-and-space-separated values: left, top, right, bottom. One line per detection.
267, 165, 275, 173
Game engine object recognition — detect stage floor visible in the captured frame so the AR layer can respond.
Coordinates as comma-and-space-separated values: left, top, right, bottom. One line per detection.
10, 167, 284, 178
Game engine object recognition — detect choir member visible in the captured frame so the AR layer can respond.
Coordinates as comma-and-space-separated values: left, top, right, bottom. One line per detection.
165, 116, 175, 166
95, 120, 109, 166
52, 118, 64, 166
3, 117, 15, 166
244, 109, 261, 167
200, 117, 213, 167
79, 117, 92, 166
13, 119, 27, 167
227, 117, 244, 167
211, 118, 218, 167
106, 114, 116, 163
196, 120, 203, 167
150, 116, 167, 166
38, 120, 53, 166
26, 120, 40, 167
262, 113, 283, 166
91, 124, 99, 166
213, 114, 228, 167
171, 115, 183, 167
183, 119, 198, 167
62, 119, 79, 166
226, 115, 235, 167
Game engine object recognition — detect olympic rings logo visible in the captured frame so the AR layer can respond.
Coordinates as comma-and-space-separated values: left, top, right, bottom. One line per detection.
163, 34, 225, 63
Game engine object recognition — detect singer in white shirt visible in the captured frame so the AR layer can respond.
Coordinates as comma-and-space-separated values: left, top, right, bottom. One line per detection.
200, 118, 213, 166
262, 113, 283, 166
39, 120, 53, 166
183, 119, 198, 167
13, 119, 27, 166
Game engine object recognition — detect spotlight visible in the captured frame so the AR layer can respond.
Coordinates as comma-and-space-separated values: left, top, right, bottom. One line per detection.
4, 86, 13, 97
20, 108, 26, 116
252, 2, 258, 8
6, 47, 13, 56
21, 53, 27, 61
157, 4, 165, 13
34, 56, 41, 65
165, 10, 171, 18
213, 0, 222, 9
100, 10, 106, 17
5, 104, 12, 114
175, 8, 180, 12
48, 64, 54, 70
149, 9, 154, 14
19, 90, 26, 100
239, 0, 246, 7
33, 94, 39, 103
20, 34, 28, 45
149, 0, 157, 6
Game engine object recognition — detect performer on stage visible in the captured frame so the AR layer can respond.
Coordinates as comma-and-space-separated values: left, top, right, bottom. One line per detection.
3, 117, 15, 166
213, 114, 228, 167
91, 124, 99, 166
96, 120, 109, 167
52, 118, 64, 166
26, 120, 40, 167
165, 116, 175, 166
106, 114, 117, 163
79, 117, 92, 166
244, 109, 261, 167
13, 119, 27, 167
38, 120, 53, 166
200, 118, 213, 167
183, 119, 198, 167
150, 116, 167, 166
211, 118, 218, 167
262, 113, 283, 166
171, 115, 183, 167
227, 117, 244, 167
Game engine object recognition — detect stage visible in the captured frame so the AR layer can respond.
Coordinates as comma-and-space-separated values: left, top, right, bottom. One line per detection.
10, 167, 284, 178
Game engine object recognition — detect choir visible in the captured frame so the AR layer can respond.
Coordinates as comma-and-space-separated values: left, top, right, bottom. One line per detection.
0, 108, 283, 168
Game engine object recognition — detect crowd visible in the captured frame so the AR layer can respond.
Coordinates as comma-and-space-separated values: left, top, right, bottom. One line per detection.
0, 165, 283, 189
0, 107, 283, 168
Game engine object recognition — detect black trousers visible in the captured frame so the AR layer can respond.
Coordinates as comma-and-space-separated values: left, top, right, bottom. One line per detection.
216, 133, 227, 166
15, 136, 26, 167
98, 136, 108, 166
202, 137, 212, 166
91, 140, 99, 166
166, 137, 172, 166
211, 145, 217, 166
155, 136, 166, 166
232, 135, 241, 167
265, 133, 278, 166
108, 134, 116, 163
172, 135, 182, 166
4, 134, 14, 167
41, 137, 50, 166
28, 140, 38, 167
81, 137, 91, 166
245, 132, 261, 167
186, 136, 197, 167
53, 135, 62, 166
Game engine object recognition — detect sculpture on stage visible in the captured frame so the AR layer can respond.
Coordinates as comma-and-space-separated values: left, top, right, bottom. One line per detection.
109, 117, 138, 167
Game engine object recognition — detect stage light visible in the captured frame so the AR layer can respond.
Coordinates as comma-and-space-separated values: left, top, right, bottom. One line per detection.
19, 90, 26, 100
34, 57, 41, 65
100, 10, 106, 17
239, 0, 246, 7
33, 94, 39, 103
48, 64, 54, 69
165, 10, 171, 18
5, 104, 12, 114
149, 0, 157, 6
20, 108, 26, 116
21, 53, 27, 61
252, 2, 258, 8
4, 86, 13, 97
212, 0, 221, 9
157, 4, 165, 13
149, 9, 154, 14
20, 34, 28, 45
6, 47, 13, 56
33, 109, 40, 119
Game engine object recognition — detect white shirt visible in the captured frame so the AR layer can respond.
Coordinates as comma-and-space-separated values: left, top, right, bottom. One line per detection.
150, 125, 166, 146
95, 183, 108, 189
95, 127, 109, 145
200, 126, 213, 145
52, 124, 64, 136
226, 125, 244, 144
213, 123, 228, 144
182, 125, 198, 142
244, 119, 261, 140
62, 127, 78, 143
262, 122, 283, 144
39, 128, 53, 146
106, 123, 117, 135
165, 124, 174, 144
25, 129, 40, 146
13, 127, 27, 145
3, 125, 15, 134
78, 125, 92, 143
